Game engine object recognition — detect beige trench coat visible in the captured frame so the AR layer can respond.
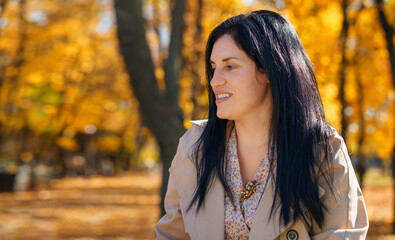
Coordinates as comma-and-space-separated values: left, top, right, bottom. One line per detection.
155, 120, 369, 240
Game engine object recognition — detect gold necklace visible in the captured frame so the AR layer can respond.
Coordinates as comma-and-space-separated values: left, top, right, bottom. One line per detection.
240, 180, 260, 200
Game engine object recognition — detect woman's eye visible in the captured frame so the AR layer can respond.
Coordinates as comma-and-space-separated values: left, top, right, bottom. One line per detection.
225, 65, 235, 70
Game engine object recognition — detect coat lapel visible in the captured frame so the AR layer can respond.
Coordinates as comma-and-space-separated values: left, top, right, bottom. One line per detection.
249, 170, 288, 239
249, 167, 326, 239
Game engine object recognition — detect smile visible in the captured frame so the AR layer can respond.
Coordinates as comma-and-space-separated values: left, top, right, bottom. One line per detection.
215, 93, 232, 104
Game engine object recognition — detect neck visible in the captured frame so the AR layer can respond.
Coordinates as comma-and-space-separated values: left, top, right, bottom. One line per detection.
233, 107, 272, 147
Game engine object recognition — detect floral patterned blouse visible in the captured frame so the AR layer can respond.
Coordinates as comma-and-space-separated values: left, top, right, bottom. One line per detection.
224, 126, 272, 240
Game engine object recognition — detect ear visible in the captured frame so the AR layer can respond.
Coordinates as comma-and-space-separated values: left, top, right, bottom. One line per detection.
257, 67, 266, 75
255, 66, 269, 85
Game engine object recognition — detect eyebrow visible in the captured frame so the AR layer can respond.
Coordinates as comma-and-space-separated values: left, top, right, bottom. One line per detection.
210, 57, 239, 64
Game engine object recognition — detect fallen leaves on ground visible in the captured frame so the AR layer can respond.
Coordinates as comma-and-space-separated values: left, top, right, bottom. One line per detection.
0, 171, 393, 239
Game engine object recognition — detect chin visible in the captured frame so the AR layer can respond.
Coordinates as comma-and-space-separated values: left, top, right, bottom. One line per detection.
216, 111, 233, 120
216, 112, 227, 119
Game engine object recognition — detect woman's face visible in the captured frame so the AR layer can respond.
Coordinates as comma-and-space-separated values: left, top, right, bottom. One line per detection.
210, 34, 272, 122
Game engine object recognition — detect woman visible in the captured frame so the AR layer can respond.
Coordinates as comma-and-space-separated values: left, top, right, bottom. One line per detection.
155, 10, 369, 240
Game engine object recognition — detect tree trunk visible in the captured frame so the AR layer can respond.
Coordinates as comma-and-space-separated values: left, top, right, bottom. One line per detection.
0, 0, 8, 18
356, 65, 366, 188
374, 0, 395, 233
164, 0, 186, 122
338, 0, 350, 142
190, 0, 206, 120
113, 0, 185, 216
0, 0, 27, 149
347, 3, 367, 189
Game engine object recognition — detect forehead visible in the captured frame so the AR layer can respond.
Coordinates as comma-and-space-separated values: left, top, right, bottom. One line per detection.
210, 34, 246, 61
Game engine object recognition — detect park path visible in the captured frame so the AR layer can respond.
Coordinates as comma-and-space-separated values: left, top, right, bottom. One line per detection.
0, 170, 393, 239
0, 172, 161, 240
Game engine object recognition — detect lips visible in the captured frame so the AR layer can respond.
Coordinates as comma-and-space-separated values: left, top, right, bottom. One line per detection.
215, 93, 232, 104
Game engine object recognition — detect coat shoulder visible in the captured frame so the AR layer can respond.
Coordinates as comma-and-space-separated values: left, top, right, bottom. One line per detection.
316, 126, 347, 166
171, 119, 207, 168
189, 119, 208, 128
183, 119, 207, 142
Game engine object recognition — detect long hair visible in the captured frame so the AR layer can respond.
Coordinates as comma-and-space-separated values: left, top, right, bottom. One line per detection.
187, 10, 333, 228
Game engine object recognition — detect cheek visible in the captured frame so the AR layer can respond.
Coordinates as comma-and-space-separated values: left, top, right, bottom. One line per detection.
247, 83, 269, 102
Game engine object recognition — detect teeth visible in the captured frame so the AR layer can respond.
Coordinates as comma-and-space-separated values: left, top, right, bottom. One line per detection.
217, 94, 231, 99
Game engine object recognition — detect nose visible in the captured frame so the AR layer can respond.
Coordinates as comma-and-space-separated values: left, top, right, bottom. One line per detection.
210, 68, 226, 89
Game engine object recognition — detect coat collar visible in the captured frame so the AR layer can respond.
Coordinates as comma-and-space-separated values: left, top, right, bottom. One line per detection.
171, 119, 325, 239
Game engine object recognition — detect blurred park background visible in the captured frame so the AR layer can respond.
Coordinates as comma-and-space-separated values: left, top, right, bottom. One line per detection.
0, 0, 394, 239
